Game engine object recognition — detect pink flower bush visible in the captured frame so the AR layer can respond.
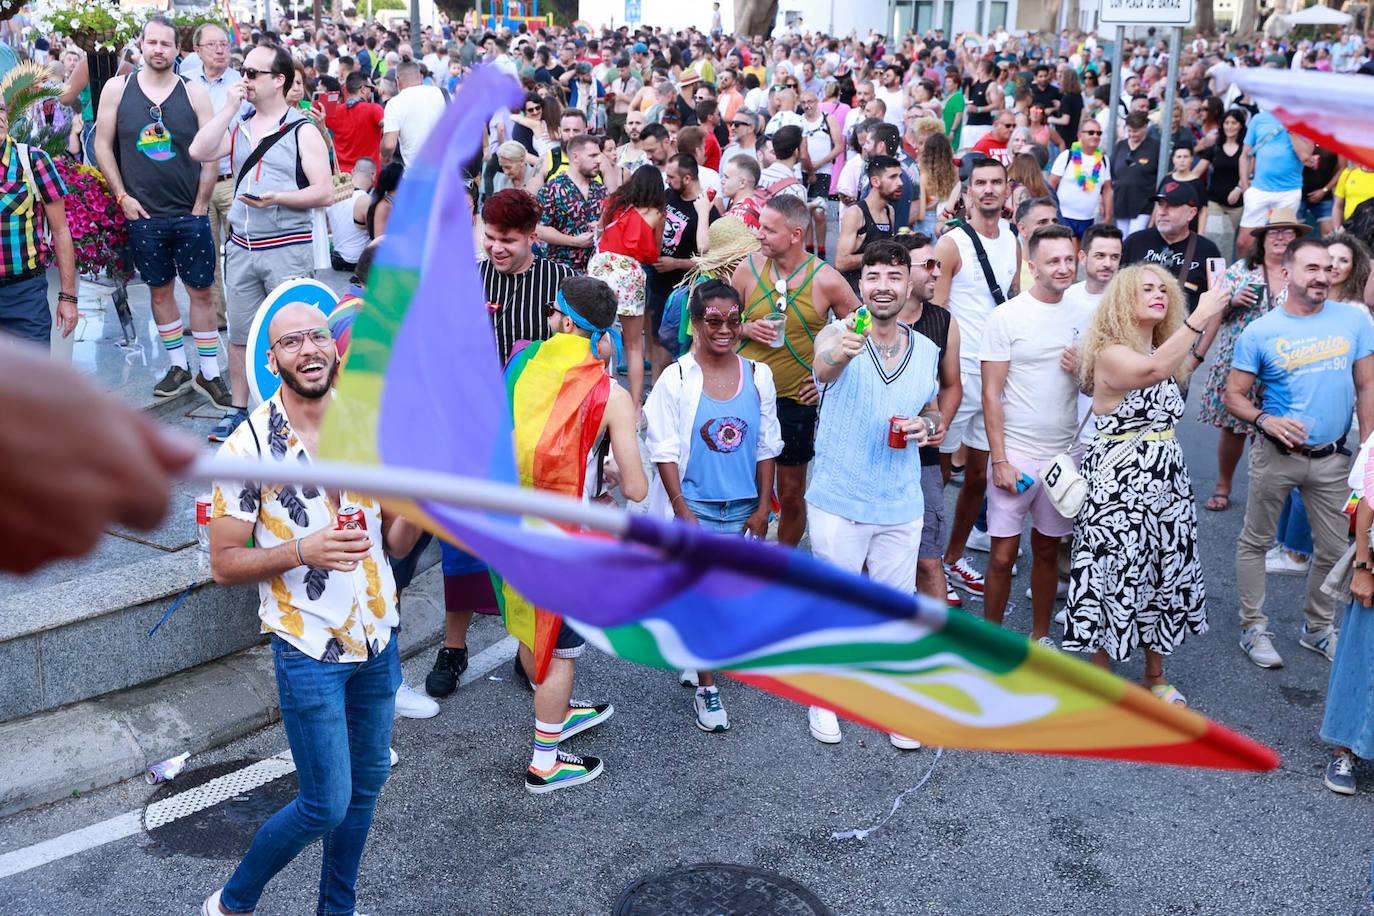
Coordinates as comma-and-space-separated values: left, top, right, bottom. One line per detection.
52, 158, 129, 280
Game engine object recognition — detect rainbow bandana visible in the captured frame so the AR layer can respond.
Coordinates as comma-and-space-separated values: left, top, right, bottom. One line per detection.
555, 289, 622, 366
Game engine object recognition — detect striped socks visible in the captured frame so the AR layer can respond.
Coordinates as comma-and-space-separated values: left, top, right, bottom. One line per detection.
156, 320, 188, 370
192, 330, 222, 379
530, 719, 561, 771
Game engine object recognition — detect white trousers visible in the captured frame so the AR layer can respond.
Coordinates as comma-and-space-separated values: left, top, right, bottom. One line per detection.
807, 504, 923, 592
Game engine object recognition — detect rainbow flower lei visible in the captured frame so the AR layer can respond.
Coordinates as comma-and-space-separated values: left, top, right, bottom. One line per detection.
1069, 142, 1104, 192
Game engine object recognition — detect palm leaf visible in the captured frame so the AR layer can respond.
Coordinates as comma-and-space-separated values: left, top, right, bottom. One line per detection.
0, 63, 60, 120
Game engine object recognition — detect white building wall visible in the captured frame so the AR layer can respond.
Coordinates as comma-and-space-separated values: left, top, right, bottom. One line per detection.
578, 0, 731, 33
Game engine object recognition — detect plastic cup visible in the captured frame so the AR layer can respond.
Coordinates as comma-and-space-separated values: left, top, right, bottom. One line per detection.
763, 312, 786, 348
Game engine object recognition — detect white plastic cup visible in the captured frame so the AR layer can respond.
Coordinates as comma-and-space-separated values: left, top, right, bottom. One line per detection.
764, 313, 786, 349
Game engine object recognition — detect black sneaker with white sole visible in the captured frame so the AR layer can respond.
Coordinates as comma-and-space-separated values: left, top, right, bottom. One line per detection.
560, 700, 613, 740
425, 646, 468, 697
153, 365, 193, 399
194, 372, 233, 409
524, 750, 603, 794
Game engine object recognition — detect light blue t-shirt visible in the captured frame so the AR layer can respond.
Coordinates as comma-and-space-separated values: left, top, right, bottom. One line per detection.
1232, 302, 1374, 446
682, 358, 761, 503
1245, 111, 1303, 194
807, 326, 940, 526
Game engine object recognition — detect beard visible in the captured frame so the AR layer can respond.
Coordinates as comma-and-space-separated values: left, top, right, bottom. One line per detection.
280, 358, 339, 399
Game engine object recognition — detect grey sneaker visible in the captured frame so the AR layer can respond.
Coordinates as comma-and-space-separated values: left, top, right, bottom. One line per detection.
694, 686, 729, 732
1240, 627, 1284, 668
153, 365, 192, 399
207, 408, 248, 444
1325, 751, 1356, 795
193, 372, 233, 409
1300, 623, 1338, 662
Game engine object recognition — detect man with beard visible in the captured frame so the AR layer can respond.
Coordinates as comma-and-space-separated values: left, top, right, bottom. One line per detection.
802, 239, 940, 747
934, 157, 1020, 602
1121, 180, 1220, 312
1228, 238, 1374, 670
189, 42, 335, 443
616, 108, 647, 172
636, 122, 672, 181
734, 194, 859, 548
95, 17, 227, 413
897, 233, 963, 608
837, 154, 901, 294
203, 301, 423, 916
980, 224, 1090, 647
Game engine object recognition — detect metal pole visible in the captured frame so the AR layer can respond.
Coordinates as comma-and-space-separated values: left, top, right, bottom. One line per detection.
1104, 24, 1124, 151
313, 0, 321, 32
1156, 25, 1182, 187
410, 0, 421, 57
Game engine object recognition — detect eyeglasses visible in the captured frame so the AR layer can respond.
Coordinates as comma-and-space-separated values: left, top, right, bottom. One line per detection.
700, 315, 742, 331
271, 327, 332, 353
199, 40, 229, 50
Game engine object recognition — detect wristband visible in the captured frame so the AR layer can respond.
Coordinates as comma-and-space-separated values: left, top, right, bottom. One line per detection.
294, 537, 304, 566
991, 458, 1009, 466
116, 192, 128, 206
1255, 413, 1268, 432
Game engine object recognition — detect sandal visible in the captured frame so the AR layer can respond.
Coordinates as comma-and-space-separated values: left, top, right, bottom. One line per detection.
1203, 492, 1230, 512
1149, 683, 1188, 706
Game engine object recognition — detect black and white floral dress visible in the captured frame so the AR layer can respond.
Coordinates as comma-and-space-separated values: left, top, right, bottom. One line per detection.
1063, 377, 1208, 660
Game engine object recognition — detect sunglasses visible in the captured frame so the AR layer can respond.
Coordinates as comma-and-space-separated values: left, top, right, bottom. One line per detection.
546, 303, 565, 318
271, 327, 332, 353
730, 121, 751, 128
1081, 129, 1102, 135
915, 257, 939, 271
242, 66, 277, 80
700, 315, 742, 331
525, 105, 542, 113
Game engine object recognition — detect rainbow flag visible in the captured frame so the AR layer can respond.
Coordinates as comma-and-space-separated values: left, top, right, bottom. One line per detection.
222, 0, 243, 47
318, 66, 1278, 771
498, 334, 612, 681
1214, 66, 1374, 170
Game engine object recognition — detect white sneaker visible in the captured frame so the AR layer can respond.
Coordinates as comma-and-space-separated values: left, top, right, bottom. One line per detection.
1054, 607, 1067, 627
1266, 549, 1311, 576
889, 733, 922, 750
1300, 623, 1338, 662
678, 669, 700, 688
389, 747, 399, 767
966, 527, 992, 552
694, 686, 730, 732
200, 889, 224, 915
807, 705, 842, 743
1037, 635, 1057, 649
1240, 626, 1284, 668
395, 683, 440, 719
1025, 580, 1069, 601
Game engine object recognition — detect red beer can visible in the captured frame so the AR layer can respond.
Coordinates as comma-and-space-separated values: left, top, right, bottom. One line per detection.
195, 498, 211, 526
337, 506, 367, 531
888, 416, 907, 449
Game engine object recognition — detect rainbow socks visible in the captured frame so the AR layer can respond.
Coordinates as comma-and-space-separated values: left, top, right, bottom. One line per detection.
157, 320, 188, 370
192, 330, 222, 379
530, 719, 561, 771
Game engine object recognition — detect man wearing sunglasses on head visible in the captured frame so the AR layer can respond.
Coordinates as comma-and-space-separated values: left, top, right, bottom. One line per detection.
95, 16, 228, 416
189, 42, 335, 444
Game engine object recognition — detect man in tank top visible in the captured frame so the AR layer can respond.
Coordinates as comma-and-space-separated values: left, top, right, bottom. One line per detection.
94, 16, 228, 416
189, 42, 335, 443
733, 193, 859, 549
836, 154, 901, 294
804, 239, 940, 748
932, 156, 1020, 603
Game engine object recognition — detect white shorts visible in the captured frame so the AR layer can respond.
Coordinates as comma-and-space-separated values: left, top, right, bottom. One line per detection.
807, 503, 922, 592
960, 124, 990, 153
940, 367, 989, 454
1240, 186, 1302, 229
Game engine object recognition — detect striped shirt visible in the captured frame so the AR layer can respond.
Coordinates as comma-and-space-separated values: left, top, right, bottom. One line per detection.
0, 139, 65, 277
482, 256, 574, 365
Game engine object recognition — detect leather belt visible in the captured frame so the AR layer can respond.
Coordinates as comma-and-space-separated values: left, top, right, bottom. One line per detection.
217, 172, 234, 181
1265, 433, 1346, 459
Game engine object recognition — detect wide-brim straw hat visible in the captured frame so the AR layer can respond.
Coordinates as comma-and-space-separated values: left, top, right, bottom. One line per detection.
685, 216, 761, 283
1259, 207, 1312, 237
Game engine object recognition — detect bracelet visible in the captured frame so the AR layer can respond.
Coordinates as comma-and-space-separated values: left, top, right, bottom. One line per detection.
991, 458, 1009, 466
57, 292, 79, 303
115, 192, 127, 206
1183, 317, 1203, 334
1190, 343, 1206, 361
670, 494, 687, 505
1255, 412, 1268, 432
294, 537, 304, 566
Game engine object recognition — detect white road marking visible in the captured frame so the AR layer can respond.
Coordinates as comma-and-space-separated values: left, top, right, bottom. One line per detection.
0, 636, 517, 881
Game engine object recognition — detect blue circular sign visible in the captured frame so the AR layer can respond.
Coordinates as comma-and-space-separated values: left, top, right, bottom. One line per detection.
245, 278, 342, 406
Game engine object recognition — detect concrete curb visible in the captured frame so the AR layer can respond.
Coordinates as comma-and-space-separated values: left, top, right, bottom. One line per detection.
0, 562, 446, 817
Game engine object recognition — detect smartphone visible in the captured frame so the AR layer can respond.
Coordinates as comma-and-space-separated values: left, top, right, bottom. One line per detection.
241, 192, 263, 202
1205, 257, 1226, 288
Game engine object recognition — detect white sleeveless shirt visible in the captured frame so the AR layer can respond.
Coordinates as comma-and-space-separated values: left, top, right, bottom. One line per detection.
946, 219, 1018, 374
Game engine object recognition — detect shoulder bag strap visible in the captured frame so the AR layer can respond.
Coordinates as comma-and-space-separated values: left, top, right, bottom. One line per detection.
956, 220, 1007, 305
234, 120, 306, 195
1175, 230, 1199, 282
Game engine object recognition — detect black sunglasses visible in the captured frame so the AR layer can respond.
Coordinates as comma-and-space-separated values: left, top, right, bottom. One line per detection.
242, 66, 278, 80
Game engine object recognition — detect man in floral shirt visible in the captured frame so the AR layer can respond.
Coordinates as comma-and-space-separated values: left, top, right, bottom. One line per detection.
204, 301, 421, 916
535, 133, 608, 271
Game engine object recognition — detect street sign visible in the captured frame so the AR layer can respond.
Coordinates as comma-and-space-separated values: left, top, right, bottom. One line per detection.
625, 0, 641, 22
1099, 0, 1194, 25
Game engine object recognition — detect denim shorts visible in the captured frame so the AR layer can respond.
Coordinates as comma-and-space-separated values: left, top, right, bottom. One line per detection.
684, 496, 757, 533
127, 214, 215, 290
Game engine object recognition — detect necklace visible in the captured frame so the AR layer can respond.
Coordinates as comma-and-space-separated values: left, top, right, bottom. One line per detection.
873, 338, 903, 359
1069, 142, 1104, 192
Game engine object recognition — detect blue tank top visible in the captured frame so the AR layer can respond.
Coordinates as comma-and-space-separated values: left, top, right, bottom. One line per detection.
683, 357, 761, 503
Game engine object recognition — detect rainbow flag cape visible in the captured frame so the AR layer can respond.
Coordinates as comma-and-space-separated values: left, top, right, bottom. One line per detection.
1213, 66, 1374, 170
498, 334, 611, 681
221, 0, 243, 47
318, 66, 1278, 771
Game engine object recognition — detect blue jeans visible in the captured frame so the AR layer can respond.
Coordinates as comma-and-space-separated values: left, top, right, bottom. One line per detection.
221, 635, 400, 916
0, 273, 49, 345
1277, 489, 1313, 557
685, 496, 757, 533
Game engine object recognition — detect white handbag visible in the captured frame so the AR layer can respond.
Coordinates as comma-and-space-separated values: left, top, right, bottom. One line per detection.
1040, 403, 1161, 519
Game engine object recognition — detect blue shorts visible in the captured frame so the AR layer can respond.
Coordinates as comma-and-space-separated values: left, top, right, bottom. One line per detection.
127, 215, 215, 290
440, 540, 487, 577
1059, 215, 1094, 239
684, 496, 757, 533
0, 273, 50, 345
1299, 196, 1334, 227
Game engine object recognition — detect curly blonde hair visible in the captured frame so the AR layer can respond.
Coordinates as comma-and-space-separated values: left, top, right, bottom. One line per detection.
1079, 264, 1187, 393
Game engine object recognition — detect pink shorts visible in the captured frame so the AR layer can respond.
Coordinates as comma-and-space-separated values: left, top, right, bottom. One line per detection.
985, 450, 1075, 539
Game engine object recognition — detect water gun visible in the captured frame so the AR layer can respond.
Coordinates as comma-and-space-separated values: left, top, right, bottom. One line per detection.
853, 307, 871, 335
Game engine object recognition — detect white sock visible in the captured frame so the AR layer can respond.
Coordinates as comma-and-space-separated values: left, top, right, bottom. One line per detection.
192, 331, 221, 379
531, 718, 561, 771
156, 320, 188, 370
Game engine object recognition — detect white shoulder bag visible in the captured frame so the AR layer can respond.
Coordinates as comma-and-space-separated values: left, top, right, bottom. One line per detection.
1040, 401, 1162, 519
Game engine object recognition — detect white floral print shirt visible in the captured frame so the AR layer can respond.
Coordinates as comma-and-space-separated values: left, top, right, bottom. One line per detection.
211, 392, 399, 662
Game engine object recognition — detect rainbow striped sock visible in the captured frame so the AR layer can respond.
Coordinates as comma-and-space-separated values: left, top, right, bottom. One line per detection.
156, 320, 188, 370
530, 718, 561, 771
192, 331, 221, 379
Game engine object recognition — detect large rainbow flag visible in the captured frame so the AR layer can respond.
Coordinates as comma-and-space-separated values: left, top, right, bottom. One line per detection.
1213, 66, 1374, 170
317, 66, 1278, 771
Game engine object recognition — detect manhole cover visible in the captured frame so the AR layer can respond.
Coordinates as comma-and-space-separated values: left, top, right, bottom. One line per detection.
143, 757, 298, 860
613, 864, 832, 916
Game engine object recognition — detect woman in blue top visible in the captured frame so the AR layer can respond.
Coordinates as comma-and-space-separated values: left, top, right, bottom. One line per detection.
644, 280, 783, 734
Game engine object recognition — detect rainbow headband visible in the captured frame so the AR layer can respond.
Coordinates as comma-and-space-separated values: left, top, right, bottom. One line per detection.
556, 290, 623, 365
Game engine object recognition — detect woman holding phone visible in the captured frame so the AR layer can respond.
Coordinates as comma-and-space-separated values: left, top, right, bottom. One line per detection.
1194, 210, 1307, 512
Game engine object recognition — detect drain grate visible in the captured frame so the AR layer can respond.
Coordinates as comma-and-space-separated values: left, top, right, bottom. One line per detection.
143, 755, 297, 859
613, 864, 833, 916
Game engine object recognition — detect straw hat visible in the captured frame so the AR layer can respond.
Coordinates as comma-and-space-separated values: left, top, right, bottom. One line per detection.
1258, 207, 1311, 237
683, 216, 761, 284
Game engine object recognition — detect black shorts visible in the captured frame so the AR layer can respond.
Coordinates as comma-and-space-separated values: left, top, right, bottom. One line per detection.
554, 618, 585, 658
806, 175, 831, 200
776, 396, 819, 467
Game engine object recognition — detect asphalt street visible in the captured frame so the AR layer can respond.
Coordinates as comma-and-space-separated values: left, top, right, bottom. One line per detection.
0, 368, 1367, 916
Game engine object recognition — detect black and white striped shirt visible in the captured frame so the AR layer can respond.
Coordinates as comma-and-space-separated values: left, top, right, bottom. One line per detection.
481, 256, 575, 365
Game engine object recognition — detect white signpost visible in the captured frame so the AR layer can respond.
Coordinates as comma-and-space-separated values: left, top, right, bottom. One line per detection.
1099, 0, 1195, 26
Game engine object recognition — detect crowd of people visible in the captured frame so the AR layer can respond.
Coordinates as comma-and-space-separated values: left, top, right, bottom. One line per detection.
8, 12, 1374, 916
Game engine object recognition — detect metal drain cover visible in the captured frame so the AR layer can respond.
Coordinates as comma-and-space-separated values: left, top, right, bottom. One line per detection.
143, 757, 297, 859
613, 864, 832, 916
